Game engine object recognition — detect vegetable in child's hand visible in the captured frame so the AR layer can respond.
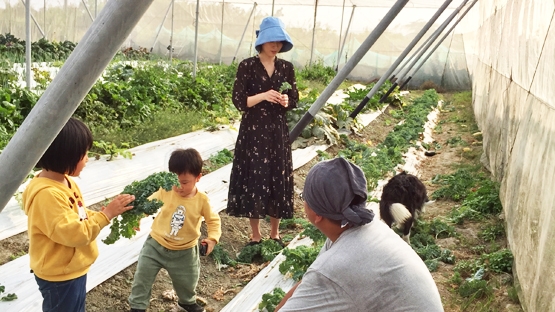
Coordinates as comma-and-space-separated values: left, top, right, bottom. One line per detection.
102, 172, 179, 245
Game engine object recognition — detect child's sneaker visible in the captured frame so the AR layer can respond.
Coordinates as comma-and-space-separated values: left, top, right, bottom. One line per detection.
177, 302, 205, 312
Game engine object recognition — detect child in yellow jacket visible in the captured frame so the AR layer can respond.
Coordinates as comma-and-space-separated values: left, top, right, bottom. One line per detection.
22, 117, 135, 312
128, 148, 222, 312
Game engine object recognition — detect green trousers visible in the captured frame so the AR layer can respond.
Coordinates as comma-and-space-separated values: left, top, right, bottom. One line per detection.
128, 235, 200, 310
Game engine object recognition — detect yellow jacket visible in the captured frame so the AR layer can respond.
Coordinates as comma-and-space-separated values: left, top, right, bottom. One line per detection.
148, 188, 221, 250
22, 175, 110, 281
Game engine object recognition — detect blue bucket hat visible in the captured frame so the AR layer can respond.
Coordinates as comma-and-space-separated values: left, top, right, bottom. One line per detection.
255, 17, 293, 53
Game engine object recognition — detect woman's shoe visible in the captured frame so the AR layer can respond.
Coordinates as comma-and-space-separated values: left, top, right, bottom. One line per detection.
245, 240, 261, 247
271, 237, 285, 248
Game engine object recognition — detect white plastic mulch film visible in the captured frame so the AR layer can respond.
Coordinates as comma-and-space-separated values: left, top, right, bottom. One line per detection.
0, 0, 470, 90
460, 0, 555, 311
5, 0, 555, 310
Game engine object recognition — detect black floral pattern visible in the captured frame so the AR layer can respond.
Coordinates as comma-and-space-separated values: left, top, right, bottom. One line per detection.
227, 56, 299, 219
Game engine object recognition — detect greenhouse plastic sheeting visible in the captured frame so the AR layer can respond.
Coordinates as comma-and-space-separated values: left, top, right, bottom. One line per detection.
0, 0, 470, 90
461, 0, 555, 310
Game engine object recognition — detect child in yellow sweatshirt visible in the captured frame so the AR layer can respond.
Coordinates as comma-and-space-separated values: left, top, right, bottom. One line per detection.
128, 148, 222, 312
22, 117, 135, 312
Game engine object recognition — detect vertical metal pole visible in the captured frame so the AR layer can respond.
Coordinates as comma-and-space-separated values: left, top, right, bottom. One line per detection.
309, 0, 318, 66
64, 0, 69, 40
219, 0, 225, 65
25, 0, 31, 89
0, 0, 156, 213
150, 0, 173, 52
8, 2, 13, 34
95, 0, 98, 18
73, 7, 77, 42
169, 0, 174, 62
337, 5, 355, 70
43, 0, 46, 38
400, 0, 478, 90
335, 0, 346, 70
349, 0, 453, 118
290, 0, 410, 141
193, 0, 200, 78
232, 2, 257, 63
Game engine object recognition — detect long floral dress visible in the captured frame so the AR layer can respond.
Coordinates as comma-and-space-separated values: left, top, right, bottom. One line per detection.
227, 55, 299, 220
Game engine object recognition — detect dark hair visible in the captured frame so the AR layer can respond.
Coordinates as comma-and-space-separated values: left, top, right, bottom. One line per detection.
168, 148, 203, 176
36, 117, 93, 174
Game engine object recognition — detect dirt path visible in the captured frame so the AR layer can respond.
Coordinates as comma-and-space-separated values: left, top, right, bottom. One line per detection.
0, 92, 522, 312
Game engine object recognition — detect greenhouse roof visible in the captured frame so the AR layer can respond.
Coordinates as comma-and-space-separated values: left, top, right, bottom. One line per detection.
191, 0, 462, 9
1, 0, 464, 10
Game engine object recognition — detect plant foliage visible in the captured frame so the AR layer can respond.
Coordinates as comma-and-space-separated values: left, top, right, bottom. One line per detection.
236, 239, 284, 263
259, 288, 286, 312
0, 284, 17, 301
279, 245, 321, 281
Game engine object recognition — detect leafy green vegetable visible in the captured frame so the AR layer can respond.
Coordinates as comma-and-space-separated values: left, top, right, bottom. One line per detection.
210, 244, 237, 268
236, 239, 283, 263
90, 140, 132, 161
430, 167, 480, 201
481, 249, 513, 274
299, 223, 326, 244
0, 284, 17, 301
203, 148, 234, 174
279, 245, 320, 281
259, 288, 286, 312
103, 172, 178, 244
458, 279, 492, 299
279, 81, 292, 93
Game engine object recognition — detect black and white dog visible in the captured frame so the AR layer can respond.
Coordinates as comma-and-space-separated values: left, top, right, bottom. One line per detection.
379, 172, 429, 244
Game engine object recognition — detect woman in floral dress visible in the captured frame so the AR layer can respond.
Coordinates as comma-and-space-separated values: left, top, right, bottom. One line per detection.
227, 16, 299, 246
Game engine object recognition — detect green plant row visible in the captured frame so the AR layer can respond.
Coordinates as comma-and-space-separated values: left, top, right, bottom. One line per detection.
1, 33, 158, 63
276, 90, 440, 284
0, 60, 239, 152
1, 59, 354, 153
428, 166, 515, 306
1, 33, 77, 63
287, 80, 402, 146
339, 89, 440, 191
430, 166, 503, 224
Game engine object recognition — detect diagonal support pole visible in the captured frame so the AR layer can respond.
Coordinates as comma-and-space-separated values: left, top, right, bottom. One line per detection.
289, 0, 410, 142
0, 0, 155, 213
399, 0, 478, 90
348, 0, 453, 118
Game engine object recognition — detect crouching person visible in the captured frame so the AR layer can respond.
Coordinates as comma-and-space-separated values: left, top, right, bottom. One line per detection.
276, 158, 443, 312
129, 148, 221, 312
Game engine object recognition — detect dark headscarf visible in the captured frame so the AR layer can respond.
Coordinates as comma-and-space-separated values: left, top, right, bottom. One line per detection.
303, 157, 374, 227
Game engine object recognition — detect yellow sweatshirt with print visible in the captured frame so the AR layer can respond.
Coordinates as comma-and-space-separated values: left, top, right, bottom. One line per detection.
22, 175, 110, 282
148, 188, 221, 250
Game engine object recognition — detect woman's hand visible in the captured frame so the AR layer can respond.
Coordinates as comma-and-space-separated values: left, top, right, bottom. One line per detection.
279, 93, 289, 107
247, 90, 290, 108
264, 89, 284, 105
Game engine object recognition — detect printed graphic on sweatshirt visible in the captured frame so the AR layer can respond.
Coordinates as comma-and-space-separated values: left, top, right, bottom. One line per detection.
69, 196, 88, 221
77, 200, 88, 220
168, 205, 186, 237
